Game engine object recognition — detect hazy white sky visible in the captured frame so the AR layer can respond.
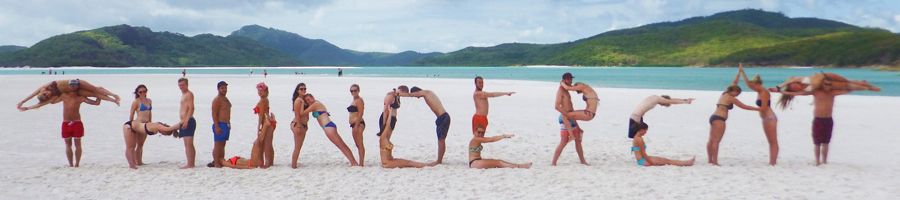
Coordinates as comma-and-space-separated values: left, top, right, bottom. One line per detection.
1, 0, 897, 53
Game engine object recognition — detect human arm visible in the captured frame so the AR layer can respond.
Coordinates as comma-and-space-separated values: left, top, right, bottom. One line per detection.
180, 93, 194, 129
472, 134, 514, 143
659, 97, 694, 105
17, 86, 46, 110
81, 96, 101, 106
129, 100, 138, 121
19, 98, 57, 111
480, 91, 514, 98
739, 63, 753, 87
733, 98, 759, 111
147, 99, 153, 122
731, 64, 742, 86
211, 98, 221, 134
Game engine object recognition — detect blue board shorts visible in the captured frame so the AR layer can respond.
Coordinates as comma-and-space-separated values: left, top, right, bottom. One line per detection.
179, 117, 197, 137
435, 112, 451, 140
212, 122, 230, 142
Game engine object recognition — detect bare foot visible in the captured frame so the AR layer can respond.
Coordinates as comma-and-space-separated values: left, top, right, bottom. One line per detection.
129, 165, 138, 169
179, 165, 194, 169
291, 163, 299, 169
580, 161, 590, 166
518, 162, 533, 169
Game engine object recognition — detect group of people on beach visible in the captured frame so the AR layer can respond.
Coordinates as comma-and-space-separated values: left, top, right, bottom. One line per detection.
17, 65, 880, 169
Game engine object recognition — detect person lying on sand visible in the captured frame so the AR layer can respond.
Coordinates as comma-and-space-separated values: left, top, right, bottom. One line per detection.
631, 123, 694, 167
17, 79, 120, 111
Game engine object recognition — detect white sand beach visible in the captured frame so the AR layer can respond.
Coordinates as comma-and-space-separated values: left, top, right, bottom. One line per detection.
1, 74, 898, 199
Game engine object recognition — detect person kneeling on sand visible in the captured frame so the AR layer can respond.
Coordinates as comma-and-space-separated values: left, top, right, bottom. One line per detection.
221, 113, 274, 169
631, 123, 694, 167
468, 127, 531, 169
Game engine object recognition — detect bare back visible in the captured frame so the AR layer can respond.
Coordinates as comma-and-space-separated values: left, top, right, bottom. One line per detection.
631, 95, 660, 120
420, 90, 447, 116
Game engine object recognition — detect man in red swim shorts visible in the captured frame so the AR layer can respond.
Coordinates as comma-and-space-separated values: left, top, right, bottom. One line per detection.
58, 93, 100, 167
471, 76, 514, 134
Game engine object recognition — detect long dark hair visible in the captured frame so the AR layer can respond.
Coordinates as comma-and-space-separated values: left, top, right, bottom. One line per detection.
133, 84, 147, 99
292, 83, 306, 106
777, 94, 794, 110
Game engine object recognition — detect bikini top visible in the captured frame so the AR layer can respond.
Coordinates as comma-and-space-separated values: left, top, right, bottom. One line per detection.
469, 145, 483, 153
312, 111, 329, 118
716, 103, 734, 110
755, 99, 770, 107
390, 97, 400, 109
253, 106, 262, 114
347, 105, 359, 113
139, 102, 152, 111
631, 144, 646, 152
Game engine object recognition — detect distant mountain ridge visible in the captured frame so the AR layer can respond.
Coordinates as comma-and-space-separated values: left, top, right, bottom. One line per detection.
0, 25, 301, 67
0, 9, 896, 67
418, 9, 899, 67
229, 25, 441, 66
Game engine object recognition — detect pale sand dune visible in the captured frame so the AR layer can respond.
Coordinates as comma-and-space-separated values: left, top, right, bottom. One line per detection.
1, 74, 898, 199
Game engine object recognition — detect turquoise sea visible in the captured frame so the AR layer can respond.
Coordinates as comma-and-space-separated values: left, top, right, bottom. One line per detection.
2, 66, 897, 96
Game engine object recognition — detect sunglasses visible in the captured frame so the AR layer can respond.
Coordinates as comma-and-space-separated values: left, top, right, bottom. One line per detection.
299, 88, 307, 91
350, 89, 359, 92
138, 90, 147, 94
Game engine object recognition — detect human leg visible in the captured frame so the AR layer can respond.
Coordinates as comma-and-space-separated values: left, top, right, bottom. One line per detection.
73, 80, 120, 104
470, 159, 532, 169
64, 138, 74, 167
763, 118, 779, 165
551, 132, 569, 166
706, 120, 726, 165
135, 130, 147, 165
290, 123, 307, 168
565, 110, 595, 121
647, 156, 695, 166
382, 158, 434, 168
324, 127, 359, 166
123, 125, 137, 169
263, 125, 275, 168
74, 138, 82, 167
352, 123, 365, 166
573, 130, 588, 165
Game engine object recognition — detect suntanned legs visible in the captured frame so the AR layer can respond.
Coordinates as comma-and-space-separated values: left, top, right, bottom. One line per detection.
551, 132, 587, 166
382, 158, 434, 168
263, 125, 274, 168
351, 124, 366, 166
63, 138, 82, 167
436, 139, 446, 164
213, 142, 226, 167
290, 125, 307, 168
123, 125, 137, 169
815, 144, 829, 165
707, 121, 726, 166
647, 156, 695, 166
135, 132, 147, 165
763, 120, 779, 165
324, 128, 359, 166
180, 136, 195, 169
470, 159, 532, 169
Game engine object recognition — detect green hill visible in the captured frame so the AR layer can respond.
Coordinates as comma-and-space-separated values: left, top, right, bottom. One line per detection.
0, 25, 302, 67
0, 45, 26, 53
417, 9, 897, 67
230, 25, 441, 66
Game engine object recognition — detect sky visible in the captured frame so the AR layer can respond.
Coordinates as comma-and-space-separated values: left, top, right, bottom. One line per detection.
1, 0, 898, 53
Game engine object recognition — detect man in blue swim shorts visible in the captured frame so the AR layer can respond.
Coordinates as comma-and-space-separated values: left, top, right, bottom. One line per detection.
209, 81, 232, 168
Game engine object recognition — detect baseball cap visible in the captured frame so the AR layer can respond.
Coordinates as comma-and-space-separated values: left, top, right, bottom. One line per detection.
562, 72, 574, 79
217, 81, 228, 88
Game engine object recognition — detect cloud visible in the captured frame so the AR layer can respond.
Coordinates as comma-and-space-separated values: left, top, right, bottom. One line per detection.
0, 0, 897, 52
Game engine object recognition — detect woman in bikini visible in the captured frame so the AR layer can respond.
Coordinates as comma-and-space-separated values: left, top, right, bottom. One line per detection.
378, 86, 434, 168
17, 79, 121, 111
128, 85, 153, 166
774, 73, 880, 109
254, 82, 276, 168
631, 123, 694, 167
348, 84, 366, 166
468, 127, 531, 169
122, 121, 182, 169
738, 64, 779, 165
707, 71, 759, 166
222, 119, 269, 169
301, 94, 360, 166
559, 81, 599, 121
290, 83, 309, 168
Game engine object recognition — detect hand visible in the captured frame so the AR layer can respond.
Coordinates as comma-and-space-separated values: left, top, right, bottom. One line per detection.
17, 106, 27, 112
181, 122, 188, 129
507, 92, 515, 96
686, 98, 695, 104
215, 126, 221, 135
502, 134, 515, 138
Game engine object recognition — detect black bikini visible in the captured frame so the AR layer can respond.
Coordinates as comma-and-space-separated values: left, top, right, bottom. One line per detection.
755, 99, 770, 107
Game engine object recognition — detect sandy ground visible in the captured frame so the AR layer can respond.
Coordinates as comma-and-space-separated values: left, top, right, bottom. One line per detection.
1, 74, 898, 199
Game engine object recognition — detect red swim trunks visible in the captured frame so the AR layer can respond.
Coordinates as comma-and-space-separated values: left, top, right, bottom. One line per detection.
472, 114, 488, 132
812, 117, 833, 145
61, 121, 84, 138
